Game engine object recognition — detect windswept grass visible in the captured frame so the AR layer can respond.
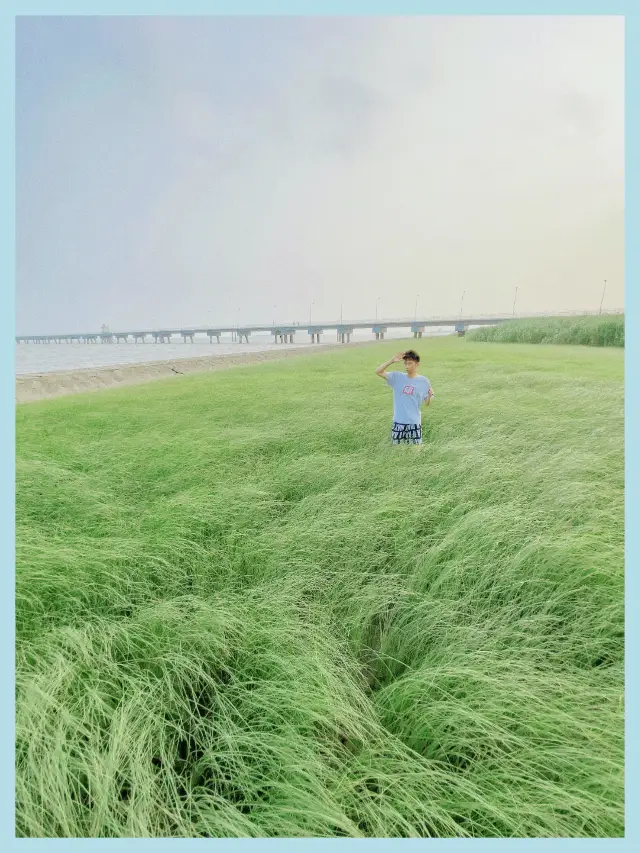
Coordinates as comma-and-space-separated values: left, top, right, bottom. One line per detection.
15, 337, 624, 838
467, 314, 624, 347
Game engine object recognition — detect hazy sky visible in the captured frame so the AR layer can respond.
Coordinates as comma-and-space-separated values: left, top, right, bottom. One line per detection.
16, 16, 624, 334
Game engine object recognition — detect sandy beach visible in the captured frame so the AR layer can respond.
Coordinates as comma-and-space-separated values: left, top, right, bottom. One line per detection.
16, 340, 379, 403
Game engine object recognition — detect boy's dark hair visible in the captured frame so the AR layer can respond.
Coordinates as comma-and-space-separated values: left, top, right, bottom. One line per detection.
403, 350, 420, 363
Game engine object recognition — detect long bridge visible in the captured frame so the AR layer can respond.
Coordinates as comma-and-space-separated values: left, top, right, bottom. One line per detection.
15, 309, 619, 345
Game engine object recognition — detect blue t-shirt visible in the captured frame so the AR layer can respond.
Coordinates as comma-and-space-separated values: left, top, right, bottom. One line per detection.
386, 371, 431, 425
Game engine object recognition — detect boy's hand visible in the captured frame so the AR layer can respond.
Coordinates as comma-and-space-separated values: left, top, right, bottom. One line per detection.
392, 351, 406, 363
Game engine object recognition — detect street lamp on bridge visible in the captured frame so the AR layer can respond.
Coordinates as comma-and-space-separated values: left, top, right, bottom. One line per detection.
599, 280, 607, 315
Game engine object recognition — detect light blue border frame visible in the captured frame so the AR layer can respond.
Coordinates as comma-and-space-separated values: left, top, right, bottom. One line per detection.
3, 2, 634, 849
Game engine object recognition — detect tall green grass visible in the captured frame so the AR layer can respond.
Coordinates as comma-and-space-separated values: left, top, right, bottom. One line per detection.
15, 337, 624, 838
467, 314, 624, 347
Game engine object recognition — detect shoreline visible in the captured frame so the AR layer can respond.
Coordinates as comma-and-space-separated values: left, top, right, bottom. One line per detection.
16, 340, 382, 403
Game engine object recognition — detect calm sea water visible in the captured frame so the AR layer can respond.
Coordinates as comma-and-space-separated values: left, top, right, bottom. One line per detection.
15, 329, 452, 376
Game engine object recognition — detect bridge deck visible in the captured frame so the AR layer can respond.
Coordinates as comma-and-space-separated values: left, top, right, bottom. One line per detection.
15, 310, 620, 342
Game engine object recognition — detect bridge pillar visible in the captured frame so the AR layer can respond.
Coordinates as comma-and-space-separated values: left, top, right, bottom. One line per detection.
116, 334, 128, 343
182, 333, 195, 343
373, 325, 387, 340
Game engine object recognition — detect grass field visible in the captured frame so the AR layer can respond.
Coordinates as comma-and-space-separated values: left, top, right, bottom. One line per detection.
467, 314, 624, 347
15, 336, 624, 838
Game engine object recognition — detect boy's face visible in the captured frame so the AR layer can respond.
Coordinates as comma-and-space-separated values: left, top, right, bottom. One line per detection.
403, 357, 418, 371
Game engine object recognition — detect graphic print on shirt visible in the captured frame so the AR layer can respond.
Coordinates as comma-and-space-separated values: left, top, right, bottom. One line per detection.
402, 385, 415, 396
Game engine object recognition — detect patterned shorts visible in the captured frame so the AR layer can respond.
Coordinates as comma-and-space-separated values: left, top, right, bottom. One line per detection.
391, 422, 422, 445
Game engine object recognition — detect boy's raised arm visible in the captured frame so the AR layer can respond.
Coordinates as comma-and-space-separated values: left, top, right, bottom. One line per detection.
375, 352, 405, 379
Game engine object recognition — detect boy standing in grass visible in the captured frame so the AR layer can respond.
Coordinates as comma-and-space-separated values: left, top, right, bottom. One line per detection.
375, 350, 433, 445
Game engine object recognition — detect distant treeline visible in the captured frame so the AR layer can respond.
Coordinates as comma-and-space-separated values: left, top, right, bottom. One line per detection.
467, 314, 624, 347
